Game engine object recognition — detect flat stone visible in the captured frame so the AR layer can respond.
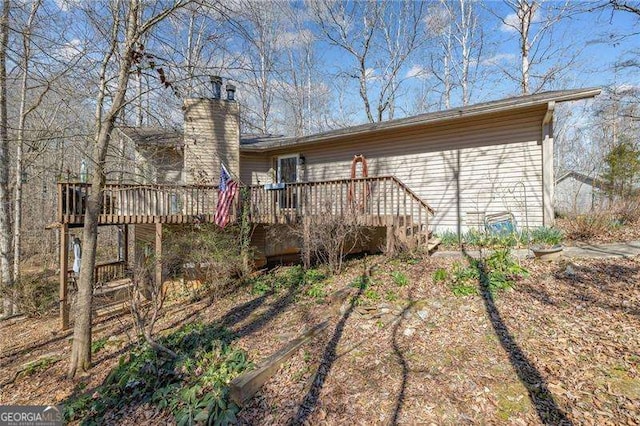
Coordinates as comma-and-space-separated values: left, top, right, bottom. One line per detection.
416, 310, 428, 321
403, 328, 415, 337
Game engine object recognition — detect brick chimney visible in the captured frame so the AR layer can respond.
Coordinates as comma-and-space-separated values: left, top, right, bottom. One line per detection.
182, 77, 239, 185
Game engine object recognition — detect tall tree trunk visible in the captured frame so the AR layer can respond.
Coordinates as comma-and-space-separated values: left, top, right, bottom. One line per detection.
0, 0, 14, 317
518, 1, 534, 95
68, 0, 140, 378
68, 0, 186, 378
13, 0, 41, 288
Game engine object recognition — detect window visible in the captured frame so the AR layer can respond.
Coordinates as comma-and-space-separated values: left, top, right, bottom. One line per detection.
277, 154, 299, 209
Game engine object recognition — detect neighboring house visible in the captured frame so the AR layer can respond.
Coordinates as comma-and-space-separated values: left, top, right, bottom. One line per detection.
52, 85, 600, 328
554, 170, 609, 215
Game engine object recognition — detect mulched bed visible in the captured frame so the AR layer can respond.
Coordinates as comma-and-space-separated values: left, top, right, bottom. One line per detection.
1, 254, 639, 425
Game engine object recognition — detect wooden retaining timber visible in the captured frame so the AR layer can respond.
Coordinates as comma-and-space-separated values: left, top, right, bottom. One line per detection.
229, 320, 330, 406
229, 260, 383, 406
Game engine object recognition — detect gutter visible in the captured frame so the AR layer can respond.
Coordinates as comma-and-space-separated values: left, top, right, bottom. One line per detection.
240, 88, 602, 153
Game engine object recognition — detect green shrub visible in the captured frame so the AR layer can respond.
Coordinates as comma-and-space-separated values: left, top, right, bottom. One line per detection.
391, 271, 409, 287
247, 265, 310, 295
64, 322, 251, 426
91, 337, 109, 355
306, 282, 326, 299
304, 268, 326, 284
384, 290, 398, 302
351, 275, 371, 290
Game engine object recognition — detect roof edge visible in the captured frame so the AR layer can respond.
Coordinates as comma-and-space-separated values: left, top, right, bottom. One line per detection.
240, 88, 601, 152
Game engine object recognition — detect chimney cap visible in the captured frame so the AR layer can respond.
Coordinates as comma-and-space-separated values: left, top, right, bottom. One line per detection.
226, 84, 236, 101
210, 75, 222, 100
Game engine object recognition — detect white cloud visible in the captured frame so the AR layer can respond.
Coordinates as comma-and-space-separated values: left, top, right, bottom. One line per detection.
500, 13, 520, 32
481, 53, 516, 66
500, 8, 543, 33
364, 67, 376, 81
54, 0, 81, 12
277, 29, 314, 49
405, 64, 430, 80
59, 38, 83, 60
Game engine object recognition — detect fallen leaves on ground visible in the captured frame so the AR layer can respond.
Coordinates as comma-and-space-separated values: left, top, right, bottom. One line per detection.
1, 254, 639, 425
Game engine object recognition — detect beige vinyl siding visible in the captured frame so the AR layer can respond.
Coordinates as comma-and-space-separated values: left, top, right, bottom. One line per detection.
245, 106, 546, 232
240, 153, 271, 185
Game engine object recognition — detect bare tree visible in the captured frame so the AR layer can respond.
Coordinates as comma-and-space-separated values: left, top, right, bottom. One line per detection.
427, 0, 484, 107
495, 0, 578, 94
12, 0, 44, 288
68, 0, 187, 378
309, 0, 426, 123
0, 0, 13, 317
609, 0, 640, 15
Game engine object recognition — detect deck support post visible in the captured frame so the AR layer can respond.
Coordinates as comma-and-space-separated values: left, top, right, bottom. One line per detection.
385, 220, 396, 256
122, 225, 129, 268
155, 223, 162, 288
302, 217, 311, 268
59, 223, 69, 330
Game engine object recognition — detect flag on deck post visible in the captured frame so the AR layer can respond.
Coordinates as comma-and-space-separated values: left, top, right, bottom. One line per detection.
214, 164, 238, 228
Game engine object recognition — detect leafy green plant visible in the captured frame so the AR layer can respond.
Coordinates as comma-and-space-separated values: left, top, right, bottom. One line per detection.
249, 275, 273, 295
21, 357, 57, 377
363, 288, 380, 301
444, 250, 528, 296
63, 322, 251, 426
450, 282, 477, 296
384, 290, 398, 302
436, 230, 459, 247
91, 337, 108, 355
432, 268, 448, 283
306, 282, 326, 299
530, 226, 563, 247
304, 268, 326, 284
391, 271, 409, 287
247, 265, 310, 295
351, 275, 371, 290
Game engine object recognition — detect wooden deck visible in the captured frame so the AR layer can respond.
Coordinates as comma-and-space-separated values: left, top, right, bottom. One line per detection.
56, 176, 434, 231
55, 177, 436, 330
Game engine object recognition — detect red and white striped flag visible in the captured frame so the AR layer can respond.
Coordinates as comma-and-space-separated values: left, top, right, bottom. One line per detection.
214, 165, 238, 228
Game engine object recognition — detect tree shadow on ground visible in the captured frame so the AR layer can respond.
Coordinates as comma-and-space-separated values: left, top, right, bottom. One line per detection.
289, 287, 363, 425
463, 250, 573, 425
521, 261, 640, 318
389, 295, 415, 425
63, 283, 303, 425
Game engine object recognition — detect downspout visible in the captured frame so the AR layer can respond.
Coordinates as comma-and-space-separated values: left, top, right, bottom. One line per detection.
541, 101, 555, 226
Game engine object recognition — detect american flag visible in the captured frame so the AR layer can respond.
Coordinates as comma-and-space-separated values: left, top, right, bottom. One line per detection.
214, 164, 238, 228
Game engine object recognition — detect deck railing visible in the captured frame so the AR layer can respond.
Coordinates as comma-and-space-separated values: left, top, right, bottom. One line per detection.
57, 182, 224, 224
57, 177, 434, 233
67, 259, 128, 287
246, 176, 434, 234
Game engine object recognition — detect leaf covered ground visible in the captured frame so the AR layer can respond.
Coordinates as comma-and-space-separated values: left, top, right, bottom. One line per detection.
0, 253, 639, 425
